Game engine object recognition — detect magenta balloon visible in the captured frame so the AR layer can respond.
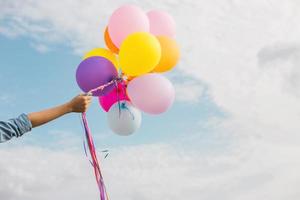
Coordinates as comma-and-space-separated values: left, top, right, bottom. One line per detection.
76, 56, 118, 96
99, 82, 130, 112
108, 5, 149, 48
127, 74, 175, 114
147, 10, 176, 37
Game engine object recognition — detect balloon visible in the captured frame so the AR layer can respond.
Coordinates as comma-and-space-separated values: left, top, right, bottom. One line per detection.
107, 101, 142, 136
127, 73, 175, 114
153, 36, 180, 72
104, 27, 119, 54
99, 82, 130, 112
76, 57, 118, 96
83, 48, 119, 69
147, 10, 176, 37
119, 32, 161, 76
126, 75, 135, 82
108, 4, 149, 48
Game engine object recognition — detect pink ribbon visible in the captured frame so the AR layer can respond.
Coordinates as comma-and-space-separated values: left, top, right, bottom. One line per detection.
80, 76, 125, 199
82, 113, 109, 200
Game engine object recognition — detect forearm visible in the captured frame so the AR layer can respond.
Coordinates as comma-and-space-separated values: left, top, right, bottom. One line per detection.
27, 103, 72, 128
0, 95, 91, 143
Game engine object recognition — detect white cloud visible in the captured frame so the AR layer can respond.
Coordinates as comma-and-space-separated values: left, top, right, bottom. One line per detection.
1, 0, 300, 199
1, 140, 300, 200
172, 0, 300, 139
0, 146, 98, 200
0, 0, 115, 53
174, 80, 205, 103
29, 42, 50, 53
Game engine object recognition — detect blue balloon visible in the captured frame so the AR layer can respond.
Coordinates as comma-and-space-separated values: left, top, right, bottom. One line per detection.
107, 101, 142, 136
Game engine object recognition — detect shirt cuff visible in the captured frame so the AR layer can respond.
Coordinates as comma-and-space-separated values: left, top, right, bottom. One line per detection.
17, 113, 32, 134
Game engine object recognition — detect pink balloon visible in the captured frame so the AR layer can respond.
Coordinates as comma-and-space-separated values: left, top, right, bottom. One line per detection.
99, 82, 130, 112
127, 74, 175, 115
147, 10, 176, 37
108, 5, 149, 48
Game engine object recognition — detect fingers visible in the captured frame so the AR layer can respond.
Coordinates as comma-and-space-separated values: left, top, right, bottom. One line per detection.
84, 99, 92, 107
78, 95, 92, 102
82, 95, 92, 112
80, 92, 93, 96
84, 97, 92, 104
69, 94, 93, 113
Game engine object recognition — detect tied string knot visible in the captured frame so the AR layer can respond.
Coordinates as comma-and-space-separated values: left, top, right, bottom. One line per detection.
86, 75, 133, 120
118, 102, 135, 120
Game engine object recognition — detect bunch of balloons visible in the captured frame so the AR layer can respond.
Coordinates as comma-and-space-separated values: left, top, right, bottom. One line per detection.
76, 4, 180, 136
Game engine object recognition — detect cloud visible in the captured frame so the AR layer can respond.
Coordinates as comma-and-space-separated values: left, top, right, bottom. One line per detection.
174, 80, 205, 103
0, 146, 98, 200
0, 0, 114, 53
1, 139, 300, 200
257, 43, 300, 97
29, 42, 50, 53
172, 0, 300, 140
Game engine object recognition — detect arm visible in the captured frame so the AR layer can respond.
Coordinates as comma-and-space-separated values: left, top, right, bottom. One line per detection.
0, 95, 92, 143
28, 95, 92, 128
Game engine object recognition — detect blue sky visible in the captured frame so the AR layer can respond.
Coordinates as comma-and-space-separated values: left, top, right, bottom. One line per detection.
0, 33, 224, 149
1, 1, 300, 200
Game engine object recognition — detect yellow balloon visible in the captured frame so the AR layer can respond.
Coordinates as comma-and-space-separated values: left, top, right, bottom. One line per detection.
119, 32, 161, 76
153, 36, 180, 73
83, 48, 119, 69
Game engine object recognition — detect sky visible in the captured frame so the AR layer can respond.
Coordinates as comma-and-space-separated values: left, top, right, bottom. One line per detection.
0, 0, 300, 199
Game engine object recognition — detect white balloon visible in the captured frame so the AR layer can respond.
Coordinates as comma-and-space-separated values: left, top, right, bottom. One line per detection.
107, 101, 142, 136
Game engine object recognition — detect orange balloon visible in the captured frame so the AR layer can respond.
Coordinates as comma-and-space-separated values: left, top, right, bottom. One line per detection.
104, 27, 119, 54
127, 75, 135, 82
121, 73, 135, 84
153, 36, 180, 73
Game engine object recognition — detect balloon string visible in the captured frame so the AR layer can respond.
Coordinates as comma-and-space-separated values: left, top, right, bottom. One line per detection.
80, 75, 127, 200
120, 81, 127, 99
83, 140, 94, 167
81, 113, 109, 200
88, 77, 123, 96
120, 102, 135, 120
111, 80, 133, 120
79, 115, 94, 166
114, 80, 122, 117
82, 113, 108, 200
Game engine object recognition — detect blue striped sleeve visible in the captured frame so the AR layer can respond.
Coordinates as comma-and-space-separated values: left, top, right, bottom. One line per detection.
0, 114, 32, 143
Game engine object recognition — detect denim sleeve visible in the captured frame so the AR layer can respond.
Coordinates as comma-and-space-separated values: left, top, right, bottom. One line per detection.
0, 114, 32, 143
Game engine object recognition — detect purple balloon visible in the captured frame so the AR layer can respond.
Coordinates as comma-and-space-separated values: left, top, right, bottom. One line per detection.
76, 56, 118, 96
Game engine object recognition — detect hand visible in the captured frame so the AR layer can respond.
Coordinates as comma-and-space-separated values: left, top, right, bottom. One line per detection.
67, 94, 92, 113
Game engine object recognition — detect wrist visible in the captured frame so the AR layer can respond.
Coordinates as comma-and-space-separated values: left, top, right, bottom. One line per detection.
64, 102, 73, 113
